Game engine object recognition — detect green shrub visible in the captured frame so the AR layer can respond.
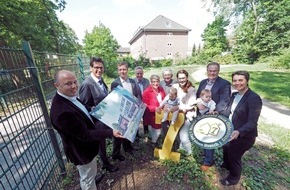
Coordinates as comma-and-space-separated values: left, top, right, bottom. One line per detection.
269, 48, 290, 69
117, 55, 136, 69
212, 53, 235, 64
175, 56, 197, 65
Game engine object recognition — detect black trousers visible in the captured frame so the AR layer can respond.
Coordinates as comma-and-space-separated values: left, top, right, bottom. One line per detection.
161, 121, 180, 150
98, 124, 111, 166
99, 138, 110, 165
112, 138, 133, 157
223, 137, 255, 182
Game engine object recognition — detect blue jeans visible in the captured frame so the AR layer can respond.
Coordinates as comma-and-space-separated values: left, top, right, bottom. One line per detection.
204, 149, 214, 165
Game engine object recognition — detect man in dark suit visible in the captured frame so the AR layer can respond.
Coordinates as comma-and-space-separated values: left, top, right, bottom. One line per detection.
50, 70, 122, 190
133, 66, 150, 99
111, 62, 141, 160
134, 66, 150, 134
196, 62, 231, 170
79, 57, 118, 172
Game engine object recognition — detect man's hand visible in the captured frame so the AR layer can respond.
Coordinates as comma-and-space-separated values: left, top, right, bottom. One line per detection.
113, 130, 124, 138
229, 130, 239, 141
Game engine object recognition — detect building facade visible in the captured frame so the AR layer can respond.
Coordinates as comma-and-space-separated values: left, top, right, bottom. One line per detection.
129, 15, 191, 61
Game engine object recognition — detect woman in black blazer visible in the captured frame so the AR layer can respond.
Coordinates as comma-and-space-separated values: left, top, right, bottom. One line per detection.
220, 70, 262, 186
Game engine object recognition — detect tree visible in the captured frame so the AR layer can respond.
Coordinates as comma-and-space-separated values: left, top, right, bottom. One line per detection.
191, 44, 197, 56
83, 22, 120, 77
200, 15, 229, 58
0, 0, 79, 53
206, 0, 290, 64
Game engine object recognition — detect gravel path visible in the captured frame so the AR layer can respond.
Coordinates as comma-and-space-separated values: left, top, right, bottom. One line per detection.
191, 66, 290, 129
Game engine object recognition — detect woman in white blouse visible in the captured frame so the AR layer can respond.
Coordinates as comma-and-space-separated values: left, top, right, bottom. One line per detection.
163, 69, 197, 155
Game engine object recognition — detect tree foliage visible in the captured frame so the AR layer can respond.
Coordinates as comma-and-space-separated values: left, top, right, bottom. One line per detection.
83, 22, 120, 77
196, 15, 229, 63
0, 0, 80, 53
203, 0, 290, 65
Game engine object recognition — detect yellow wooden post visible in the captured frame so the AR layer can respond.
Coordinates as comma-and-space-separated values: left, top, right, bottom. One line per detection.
154, 111, 185, 162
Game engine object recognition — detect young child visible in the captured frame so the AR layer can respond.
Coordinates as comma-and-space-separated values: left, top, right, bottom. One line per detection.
159, 87, 180, 125
192, 89, 216, 115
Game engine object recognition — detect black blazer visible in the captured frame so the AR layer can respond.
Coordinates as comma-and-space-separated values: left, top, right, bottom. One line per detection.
50, 93, 113, 165
111, 77, 141, 98
197, 76, 231, 116
134, 77, 150, 100
225, 89, 262, 138
79, 76, 108, 112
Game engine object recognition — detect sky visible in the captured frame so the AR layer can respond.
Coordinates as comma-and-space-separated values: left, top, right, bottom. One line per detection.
57, 0, 214, 47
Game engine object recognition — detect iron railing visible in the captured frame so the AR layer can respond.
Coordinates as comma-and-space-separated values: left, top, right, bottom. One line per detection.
0, 41, 90, 190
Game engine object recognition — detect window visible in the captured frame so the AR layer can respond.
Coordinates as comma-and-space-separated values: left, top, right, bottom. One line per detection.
165, 22, 172, 27
167, 32, 173, 36
167, 43, 172, 47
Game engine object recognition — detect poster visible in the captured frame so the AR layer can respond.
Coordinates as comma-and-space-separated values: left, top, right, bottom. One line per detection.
90, 85, 146, 142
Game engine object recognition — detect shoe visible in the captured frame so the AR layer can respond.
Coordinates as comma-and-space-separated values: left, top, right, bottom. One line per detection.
112, 154, 125, 161
102, 163, 119, 172
151, 142, 157, 148
220, 178, 238, 186
95, 173, 105, 184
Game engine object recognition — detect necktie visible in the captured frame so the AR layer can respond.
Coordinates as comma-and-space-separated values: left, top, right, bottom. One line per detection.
138, 81, 143, 93
98, 80, 107, 93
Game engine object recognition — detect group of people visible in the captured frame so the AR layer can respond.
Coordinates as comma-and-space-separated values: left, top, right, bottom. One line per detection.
50, 59, 262, 189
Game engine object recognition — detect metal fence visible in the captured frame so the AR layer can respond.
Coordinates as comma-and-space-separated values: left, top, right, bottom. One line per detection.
0, 41, 90, 190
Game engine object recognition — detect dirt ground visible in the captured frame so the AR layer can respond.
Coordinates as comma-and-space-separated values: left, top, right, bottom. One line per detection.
62, 135, 248, 190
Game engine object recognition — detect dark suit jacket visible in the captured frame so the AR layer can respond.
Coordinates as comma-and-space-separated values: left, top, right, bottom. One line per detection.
197, 76, 231, 116
111, 77, 141, 98
134, 77, 150, 100
79, 76, 108, 112
50, 93, 113, 165
225, 89, 262, 138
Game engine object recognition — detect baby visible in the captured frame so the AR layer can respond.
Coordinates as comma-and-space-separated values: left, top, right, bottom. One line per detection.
159, 87, 180, 125
192, 89, 216, 115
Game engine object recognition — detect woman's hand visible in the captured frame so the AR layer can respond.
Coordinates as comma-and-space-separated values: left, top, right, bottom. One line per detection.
229, 130, 240, 141
156, 107, 161, 114
170, 105, 179, 113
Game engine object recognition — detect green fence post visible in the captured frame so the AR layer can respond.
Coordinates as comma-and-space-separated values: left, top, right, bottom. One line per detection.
22, 41, 66, 177
77, 54, 85, 81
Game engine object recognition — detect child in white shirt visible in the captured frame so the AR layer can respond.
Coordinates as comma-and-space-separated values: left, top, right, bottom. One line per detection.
159, 87, 180, 125
192, 89, 216, 115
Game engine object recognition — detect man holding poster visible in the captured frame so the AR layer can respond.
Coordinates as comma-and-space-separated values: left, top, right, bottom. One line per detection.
110, 62, 142, 159
79, 57, 119, 172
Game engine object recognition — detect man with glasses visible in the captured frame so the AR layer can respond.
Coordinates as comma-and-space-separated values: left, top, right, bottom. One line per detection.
79, 57, 119, 173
